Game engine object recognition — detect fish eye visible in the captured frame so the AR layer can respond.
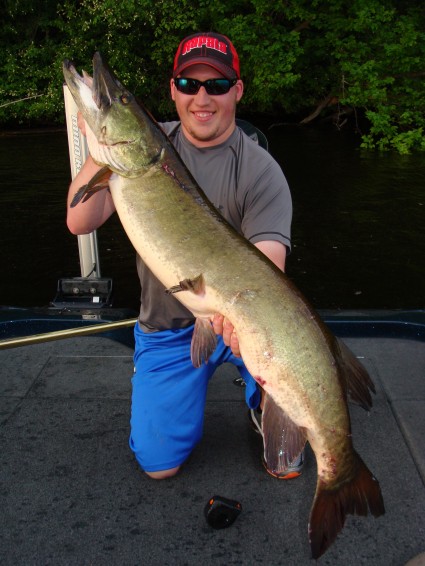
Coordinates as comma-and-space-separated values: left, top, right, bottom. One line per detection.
120, 93, 132, 105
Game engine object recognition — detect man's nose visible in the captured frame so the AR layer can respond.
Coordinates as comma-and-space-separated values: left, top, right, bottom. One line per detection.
194, 86, 211, 103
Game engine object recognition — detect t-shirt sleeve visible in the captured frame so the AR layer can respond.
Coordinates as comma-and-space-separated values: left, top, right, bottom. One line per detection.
158, 121, 181, 137
240, 149, 292, 252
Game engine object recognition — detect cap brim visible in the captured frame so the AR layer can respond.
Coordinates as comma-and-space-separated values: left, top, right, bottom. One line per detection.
173, 58, 238, 80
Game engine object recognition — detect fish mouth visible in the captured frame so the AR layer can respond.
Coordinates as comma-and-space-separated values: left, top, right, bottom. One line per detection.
63, 53, 136, 147
63, 58, 93, 98
63, 53, 124, 110
91, 51, 125, 111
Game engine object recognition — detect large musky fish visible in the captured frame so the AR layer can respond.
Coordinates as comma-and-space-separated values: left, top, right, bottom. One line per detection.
63, 52, 385, 559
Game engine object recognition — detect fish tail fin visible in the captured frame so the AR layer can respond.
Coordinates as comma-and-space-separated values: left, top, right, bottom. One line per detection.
308, 451, 385, 559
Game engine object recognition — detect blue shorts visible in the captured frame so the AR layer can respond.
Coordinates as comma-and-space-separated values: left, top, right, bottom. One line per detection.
129, 322, 260, 472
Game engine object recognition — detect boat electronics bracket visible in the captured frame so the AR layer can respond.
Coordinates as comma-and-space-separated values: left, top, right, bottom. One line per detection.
52, 277, 113, 309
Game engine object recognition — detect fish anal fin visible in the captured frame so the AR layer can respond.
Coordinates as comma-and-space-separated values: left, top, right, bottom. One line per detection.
165, 274, 205, 296
262, 393, 307, 474
70, 166, 112, 207
190, 317, 217, 368
308, 451, 385, 559
336, 338, 376, 410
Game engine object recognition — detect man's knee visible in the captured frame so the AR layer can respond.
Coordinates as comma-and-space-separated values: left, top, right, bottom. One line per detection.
145, 465, 180, 480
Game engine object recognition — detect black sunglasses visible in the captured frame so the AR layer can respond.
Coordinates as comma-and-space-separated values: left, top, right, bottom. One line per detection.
174, 77, 237, 96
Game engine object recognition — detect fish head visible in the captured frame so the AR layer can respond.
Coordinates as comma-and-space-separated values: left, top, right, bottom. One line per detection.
63, 52, 163, 176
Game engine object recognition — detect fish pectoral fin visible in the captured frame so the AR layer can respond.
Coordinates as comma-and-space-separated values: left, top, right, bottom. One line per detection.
335, 338, 376, 411
70, 166, 112, 207
165, 274, 205, 296
190, 318, 217, 368
262, 393, 307, 474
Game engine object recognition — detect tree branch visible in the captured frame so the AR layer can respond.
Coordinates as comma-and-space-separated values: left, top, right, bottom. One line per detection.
299, 94, 336, 125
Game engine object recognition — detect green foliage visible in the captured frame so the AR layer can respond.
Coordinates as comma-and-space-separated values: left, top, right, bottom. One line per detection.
0, 0, 424, 152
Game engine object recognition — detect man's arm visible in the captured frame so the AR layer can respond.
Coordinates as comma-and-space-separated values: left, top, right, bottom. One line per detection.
66, 155, 116, 235
255, 240, 286, 272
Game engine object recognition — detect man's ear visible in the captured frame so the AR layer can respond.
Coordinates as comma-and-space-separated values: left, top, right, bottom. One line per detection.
170, 78, 177, 101
235, 80, 244, 102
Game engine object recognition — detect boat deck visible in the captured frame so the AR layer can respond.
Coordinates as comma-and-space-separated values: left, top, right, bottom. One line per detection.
1, 313, 424, 565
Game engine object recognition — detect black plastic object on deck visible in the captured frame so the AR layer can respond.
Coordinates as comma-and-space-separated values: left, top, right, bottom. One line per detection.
204, 495, 242, 529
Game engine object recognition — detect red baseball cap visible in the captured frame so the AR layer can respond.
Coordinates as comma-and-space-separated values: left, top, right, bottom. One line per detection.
173, 32, 240, 80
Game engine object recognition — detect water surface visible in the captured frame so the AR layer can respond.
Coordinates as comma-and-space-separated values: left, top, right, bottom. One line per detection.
0, 127, 423, 310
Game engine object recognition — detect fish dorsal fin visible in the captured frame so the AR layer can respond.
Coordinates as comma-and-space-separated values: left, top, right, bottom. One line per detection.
70, 166, 112, 207
262, 393, 307, 474
190, 318, 217, 368
335, 338, 376, 410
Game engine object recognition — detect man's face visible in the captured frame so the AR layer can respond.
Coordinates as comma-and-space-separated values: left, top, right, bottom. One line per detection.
170, 64, 243, 147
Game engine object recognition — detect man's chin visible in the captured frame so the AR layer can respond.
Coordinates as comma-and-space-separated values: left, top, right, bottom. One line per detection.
188, 124, 220, 144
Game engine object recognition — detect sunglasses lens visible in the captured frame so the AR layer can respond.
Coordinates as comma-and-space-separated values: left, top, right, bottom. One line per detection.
207, 79, 232, 95
175, 78, 235, 95
175, 78, 198, 94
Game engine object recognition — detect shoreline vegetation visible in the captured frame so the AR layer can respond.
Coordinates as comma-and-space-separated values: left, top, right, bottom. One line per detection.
1, 1, 424, 153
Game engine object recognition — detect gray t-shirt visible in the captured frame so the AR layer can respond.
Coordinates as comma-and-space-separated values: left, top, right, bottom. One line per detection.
136, 122, 292, 331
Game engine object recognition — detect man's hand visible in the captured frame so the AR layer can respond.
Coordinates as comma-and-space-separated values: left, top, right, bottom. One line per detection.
77, 111, 86, 136
211, 314, 241, 357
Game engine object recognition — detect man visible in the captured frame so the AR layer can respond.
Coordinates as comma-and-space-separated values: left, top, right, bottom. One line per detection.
67, 32, 301, 480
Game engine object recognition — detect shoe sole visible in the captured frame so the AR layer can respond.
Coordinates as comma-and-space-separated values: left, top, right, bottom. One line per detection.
262, 456, 303, 480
